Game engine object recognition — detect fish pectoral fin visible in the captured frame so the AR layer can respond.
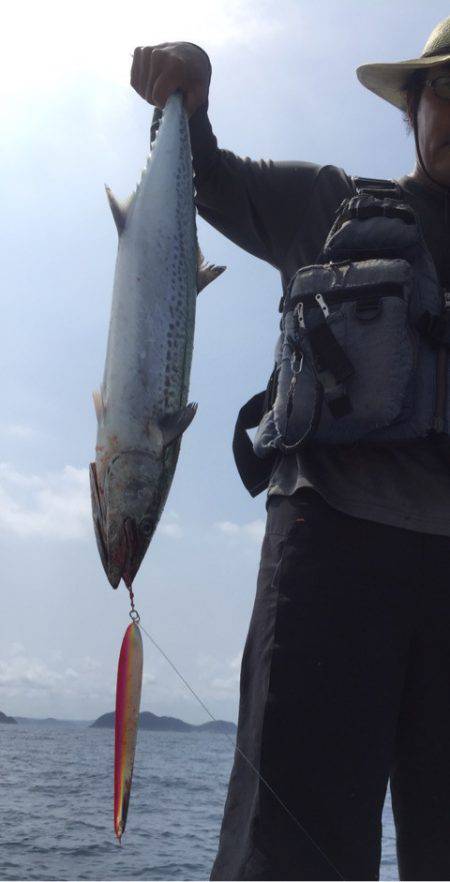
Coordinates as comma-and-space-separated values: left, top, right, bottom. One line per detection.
197, 244, 226, 293
159, 402, 198, 446
93, 389, 106, 423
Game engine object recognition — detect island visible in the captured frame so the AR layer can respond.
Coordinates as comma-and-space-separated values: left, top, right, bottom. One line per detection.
14, 716, 88, 727
91, 710, 236, 734
0, 710, 17, 725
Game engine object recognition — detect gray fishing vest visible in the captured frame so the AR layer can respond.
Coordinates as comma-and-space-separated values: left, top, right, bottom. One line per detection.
251, 176, 450, 462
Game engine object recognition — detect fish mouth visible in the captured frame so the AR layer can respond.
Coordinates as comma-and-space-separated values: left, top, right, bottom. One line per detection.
90, 462, 130, 589
121, 517, 141, 588
104, 518, 135, 589
90, 452, 157, 589
106, 517, 151, 589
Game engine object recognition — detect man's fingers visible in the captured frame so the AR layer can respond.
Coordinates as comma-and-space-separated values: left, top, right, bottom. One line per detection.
184, 84, 206, 118
151, 71, 182, 109
130, 42, 211, 116
130, 46, 146, 94
130, 45, 159, 101
130, 47, 141, 91
146, 48, 183, 105
141, 46, 157, 99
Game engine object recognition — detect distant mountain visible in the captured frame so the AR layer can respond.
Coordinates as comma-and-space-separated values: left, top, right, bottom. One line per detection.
91, 711, 236, 734
14, 717, 92, 727
91, 712, 115, 729
196, 720, 237, 734
140, 712, 192, 732
0, 711, 17, 725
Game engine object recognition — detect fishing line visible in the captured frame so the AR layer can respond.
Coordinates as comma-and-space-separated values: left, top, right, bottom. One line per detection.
137, 618, 346, 881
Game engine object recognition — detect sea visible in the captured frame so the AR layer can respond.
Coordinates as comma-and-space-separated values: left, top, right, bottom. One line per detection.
0, 723, 398, 881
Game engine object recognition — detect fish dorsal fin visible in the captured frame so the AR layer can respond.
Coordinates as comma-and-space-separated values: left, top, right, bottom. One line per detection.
93, 388, 106, 423
105, 186, 137, 235
159, 402, 198, 447
197, 244, 226, 293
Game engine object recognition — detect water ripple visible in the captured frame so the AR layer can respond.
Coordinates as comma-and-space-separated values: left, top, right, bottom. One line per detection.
0, 725, 398, 880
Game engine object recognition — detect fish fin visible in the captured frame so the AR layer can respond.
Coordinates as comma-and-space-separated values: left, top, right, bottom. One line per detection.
197, 244, 226, 293
105, 186, 136, 235
93, 389, 106, 423
159, 402, 198, 446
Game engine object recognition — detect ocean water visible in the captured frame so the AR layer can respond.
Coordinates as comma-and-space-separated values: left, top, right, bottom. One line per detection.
0, 724, 398, 881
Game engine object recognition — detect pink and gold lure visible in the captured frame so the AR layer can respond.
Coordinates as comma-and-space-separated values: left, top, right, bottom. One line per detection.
114, 620, 143, 842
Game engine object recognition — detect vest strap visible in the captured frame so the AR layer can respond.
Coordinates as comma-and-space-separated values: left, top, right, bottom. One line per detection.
351, 176, 402, 199
232, 392, 277, 497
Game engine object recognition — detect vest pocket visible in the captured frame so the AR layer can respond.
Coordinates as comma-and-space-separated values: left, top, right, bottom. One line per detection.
279, 259, 421, 447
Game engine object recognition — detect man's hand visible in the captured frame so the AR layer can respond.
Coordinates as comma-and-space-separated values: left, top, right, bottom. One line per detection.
130, 42, 211, 118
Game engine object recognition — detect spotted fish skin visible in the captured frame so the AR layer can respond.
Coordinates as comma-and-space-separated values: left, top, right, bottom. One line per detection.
114, 622, 143, 842
90, 91, 224, 589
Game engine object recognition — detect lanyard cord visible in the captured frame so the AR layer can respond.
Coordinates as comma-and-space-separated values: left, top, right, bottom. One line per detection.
137, 618, 346, 881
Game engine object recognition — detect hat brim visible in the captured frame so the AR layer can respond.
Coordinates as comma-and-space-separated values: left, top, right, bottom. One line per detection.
357, 53, 450, 111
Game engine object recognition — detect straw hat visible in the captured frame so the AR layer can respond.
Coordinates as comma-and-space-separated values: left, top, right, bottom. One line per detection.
357, 16, 450, 112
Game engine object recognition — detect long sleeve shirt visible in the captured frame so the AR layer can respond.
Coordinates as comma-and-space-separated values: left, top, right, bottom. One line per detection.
188, 104, 450, 536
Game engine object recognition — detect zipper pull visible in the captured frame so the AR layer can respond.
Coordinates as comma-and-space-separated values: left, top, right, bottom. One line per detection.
295, 301, 305, 329
315, 292, 330, 319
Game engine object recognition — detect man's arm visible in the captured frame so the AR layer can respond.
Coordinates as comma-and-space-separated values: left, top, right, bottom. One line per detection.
189, 103, 321, 269
131, 42, 321, 270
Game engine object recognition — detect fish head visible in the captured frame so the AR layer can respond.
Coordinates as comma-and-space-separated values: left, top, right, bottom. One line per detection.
90, 451, 161, 589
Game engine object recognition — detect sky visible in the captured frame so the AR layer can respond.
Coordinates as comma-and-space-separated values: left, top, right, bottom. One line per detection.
1, 0, 449, 723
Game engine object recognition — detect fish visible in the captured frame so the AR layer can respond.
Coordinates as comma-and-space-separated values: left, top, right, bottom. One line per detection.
89, 91, 225, 589
114, 621, 143, 842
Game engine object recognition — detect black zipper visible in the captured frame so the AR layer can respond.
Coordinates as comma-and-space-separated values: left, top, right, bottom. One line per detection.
433, 291, 450, 433
291, 283, 404, 318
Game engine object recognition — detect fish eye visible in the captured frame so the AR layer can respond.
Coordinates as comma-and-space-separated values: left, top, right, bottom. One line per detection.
140, 517, 154, 536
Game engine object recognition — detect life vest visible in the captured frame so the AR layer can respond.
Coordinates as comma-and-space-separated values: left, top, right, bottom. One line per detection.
233, 176, 450, 497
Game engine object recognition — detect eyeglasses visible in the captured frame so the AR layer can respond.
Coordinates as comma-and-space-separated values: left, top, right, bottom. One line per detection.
426, 75, 450, 99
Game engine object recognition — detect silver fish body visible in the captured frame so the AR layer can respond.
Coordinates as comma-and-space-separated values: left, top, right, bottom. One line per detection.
90, 92, 224, 588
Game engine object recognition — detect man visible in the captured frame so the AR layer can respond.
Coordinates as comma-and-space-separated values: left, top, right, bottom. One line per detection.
131, 17, 450, 881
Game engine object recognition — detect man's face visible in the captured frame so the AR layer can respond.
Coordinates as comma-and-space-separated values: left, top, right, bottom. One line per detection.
415, 64, 450, 187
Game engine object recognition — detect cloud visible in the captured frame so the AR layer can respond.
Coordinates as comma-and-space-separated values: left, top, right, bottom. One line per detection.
0, 642, 158, 717
0, 423, 36, 439
1, 0, 285, 109
196, 650, 243, 695
214, 519, 265, 542
158, 510, 183, 538
0, 463, 189, 543
0, 462, 90, 540
210, 652, 243, 693
159, 512, 183, 538
159, 523, 183, 537
78, 655, 102, 673
143, 672, 157, 686
215, 520, 239, 535
0, 655, 65, 693
244, 520, 266, 541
